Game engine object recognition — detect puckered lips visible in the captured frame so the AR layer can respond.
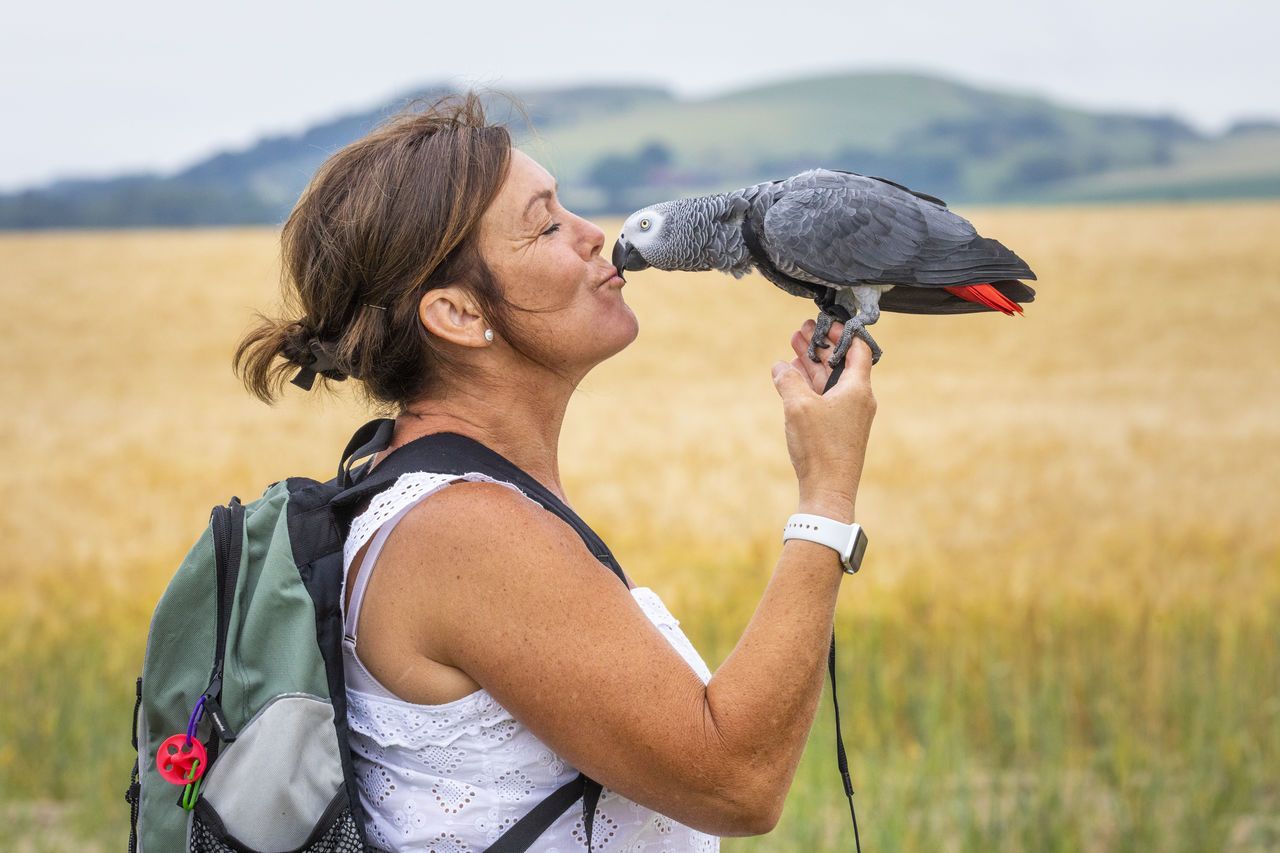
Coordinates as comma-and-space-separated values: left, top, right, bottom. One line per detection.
597, 264, 625, 287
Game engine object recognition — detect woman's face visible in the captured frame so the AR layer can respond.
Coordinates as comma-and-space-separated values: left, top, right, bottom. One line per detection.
476, 148, 638, 380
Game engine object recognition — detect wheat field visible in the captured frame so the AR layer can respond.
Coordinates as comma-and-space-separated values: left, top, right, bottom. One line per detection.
1, 203, 1277, 851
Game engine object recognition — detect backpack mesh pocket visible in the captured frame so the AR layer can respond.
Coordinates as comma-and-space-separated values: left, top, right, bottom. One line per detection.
189, 793, 363, 852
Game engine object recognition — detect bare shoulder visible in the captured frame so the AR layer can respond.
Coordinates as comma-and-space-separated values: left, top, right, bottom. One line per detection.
391, 477, 591, 570
379, 477, 630, 610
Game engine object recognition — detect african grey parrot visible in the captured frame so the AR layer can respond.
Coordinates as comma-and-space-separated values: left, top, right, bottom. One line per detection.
611, 168, 1037, 366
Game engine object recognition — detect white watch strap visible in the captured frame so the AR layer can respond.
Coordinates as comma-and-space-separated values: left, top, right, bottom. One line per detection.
783, 513, 863, 572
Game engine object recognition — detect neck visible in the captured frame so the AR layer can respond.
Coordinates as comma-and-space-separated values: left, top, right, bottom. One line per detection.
702, 191, 754, 276
384, 368, 576, 505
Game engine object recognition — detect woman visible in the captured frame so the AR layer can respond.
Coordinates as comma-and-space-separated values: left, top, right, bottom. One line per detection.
235, 91, 876, 851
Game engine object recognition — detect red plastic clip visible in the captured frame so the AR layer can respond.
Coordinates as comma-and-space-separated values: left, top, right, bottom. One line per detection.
157, 734, 208, 786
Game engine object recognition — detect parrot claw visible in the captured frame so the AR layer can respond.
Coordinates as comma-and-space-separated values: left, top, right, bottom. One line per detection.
807, 310, 836, 362
828, 320, 883, 367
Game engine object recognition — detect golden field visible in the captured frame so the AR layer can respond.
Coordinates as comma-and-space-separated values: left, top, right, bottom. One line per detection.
1, 203, 1277, 851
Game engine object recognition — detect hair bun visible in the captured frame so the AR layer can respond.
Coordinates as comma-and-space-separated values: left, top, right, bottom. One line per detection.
282, 324, 349, 390
280, 322, 315, 366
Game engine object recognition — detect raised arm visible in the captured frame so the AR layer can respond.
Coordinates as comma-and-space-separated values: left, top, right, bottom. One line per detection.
361, 319, 876, 837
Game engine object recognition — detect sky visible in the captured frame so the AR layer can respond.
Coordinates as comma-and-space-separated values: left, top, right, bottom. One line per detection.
1, 0, 1276, 192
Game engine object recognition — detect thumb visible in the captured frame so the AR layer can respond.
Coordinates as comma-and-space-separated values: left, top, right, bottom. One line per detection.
771, 360, 809, 400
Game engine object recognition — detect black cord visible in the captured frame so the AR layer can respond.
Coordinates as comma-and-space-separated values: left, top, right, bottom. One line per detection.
822, 357, 861, 852
828, 630, 861, 852
824, 358, 846, 393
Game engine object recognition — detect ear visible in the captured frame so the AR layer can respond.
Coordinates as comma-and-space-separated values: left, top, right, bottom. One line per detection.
418, 287, 488, 348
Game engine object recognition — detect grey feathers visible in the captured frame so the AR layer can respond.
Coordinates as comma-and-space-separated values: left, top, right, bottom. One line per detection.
612, 166, 1037, 317
758, 169, 1036, 288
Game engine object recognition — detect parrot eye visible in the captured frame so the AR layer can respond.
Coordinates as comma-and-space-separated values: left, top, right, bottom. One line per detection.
639, 219, 650, 230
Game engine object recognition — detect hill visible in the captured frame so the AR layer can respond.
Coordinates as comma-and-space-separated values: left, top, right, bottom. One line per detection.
2, 72, 1276, 228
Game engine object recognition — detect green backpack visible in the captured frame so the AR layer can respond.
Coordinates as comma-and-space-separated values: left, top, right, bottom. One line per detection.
126, 419, 626, 852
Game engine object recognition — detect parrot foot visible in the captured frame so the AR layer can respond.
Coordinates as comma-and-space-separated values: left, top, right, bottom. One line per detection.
826, 284, 885, 366
829, 320, 883, 367
807, 310, 836, 360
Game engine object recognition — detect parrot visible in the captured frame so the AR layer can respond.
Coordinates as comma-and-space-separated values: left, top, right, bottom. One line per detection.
610, 168, 1037, 366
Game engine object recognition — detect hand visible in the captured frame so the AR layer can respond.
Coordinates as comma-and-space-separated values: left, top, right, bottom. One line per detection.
770, 319, 877, 514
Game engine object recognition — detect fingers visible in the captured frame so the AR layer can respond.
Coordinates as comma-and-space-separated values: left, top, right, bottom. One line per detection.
771, 359, 812, 401
790, 319, 846, 392
790, 329, 821, 387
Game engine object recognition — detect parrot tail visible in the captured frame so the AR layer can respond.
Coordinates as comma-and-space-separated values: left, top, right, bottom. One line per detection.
943, 283, 1024, 315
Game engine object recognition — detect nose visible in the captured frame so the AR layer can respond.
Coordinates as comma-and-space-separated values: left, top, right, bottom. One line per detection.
580, 214, 606, 258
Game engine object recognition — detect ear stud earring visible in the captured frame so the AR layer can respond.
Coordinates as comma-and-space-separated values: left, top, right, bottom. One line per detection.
484, 328, 494, 342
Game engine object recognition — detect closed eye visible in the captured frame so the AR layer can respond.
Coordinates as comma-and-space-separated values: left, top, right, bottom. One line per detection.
542, 223, 561, 236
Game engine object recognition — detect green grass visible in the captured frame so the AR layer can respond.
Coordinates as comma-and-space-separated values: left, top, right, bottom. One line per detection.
2, 547, 1277, 850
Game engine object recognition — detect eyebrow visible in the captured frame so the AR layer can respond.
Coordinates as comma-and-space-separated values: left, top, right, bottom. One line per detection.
522, 181, 559, 222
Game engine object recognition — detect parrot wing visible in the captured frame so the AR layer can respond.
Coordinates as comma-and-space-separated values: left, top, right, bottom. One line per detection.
762, 170, 1037, 288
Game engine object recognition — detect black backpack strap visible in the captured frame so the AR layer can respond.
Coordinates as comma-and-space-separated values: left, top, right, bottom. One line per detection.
199, 496, 245, 766
482, 773, 603, 852
332, 425, 628, 586
581, 778, 603, 851
336, 417, 396, 489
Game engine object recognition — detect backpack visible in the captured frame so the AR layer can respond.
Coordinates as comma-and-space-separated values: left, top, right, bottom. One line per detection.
127, 418, 628, 852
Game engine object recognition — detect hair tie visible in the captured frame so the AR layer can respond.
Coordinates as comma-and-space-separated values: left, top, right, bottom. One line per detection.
289, 338, 347, 391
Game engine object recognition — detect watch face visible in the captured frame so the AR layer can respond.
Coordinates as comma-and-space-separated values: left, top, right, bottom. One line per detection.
846, 528, 869, 572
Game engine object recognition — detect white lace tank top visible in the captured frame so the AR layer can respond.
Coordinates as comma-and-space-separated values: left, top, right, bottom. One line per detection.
341, 470, 721, 852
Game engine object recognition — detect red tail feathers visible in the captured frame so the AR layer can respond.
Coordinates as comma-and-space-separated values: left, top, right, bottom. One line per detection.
943, 283, 1023, 315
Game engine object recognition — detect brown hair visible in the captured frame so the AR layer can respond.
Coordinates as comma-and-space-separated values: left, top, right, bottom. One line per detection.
234, 89, 549, 410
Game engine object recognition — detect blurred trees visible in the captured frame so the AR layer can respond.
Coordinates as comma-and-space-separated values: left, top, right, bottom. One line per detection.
585, 141, 674, 211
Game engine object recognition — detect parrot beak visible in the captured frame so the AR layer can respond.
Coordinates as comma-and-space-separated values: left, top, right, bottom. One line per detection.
612, 235, 650, 274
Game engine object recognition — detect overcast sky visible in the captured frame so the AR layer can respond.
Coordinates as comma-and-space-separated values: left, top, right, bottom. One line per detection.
1, 0, 1276, 192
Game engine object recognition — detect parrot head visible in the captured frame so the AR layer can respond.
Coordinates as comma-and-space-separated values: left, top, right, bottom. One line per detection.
611, 204, 668, 275
612, 200, 724, 275
612, 193, 756, 280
